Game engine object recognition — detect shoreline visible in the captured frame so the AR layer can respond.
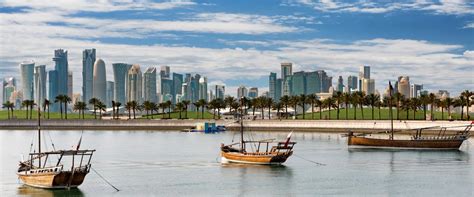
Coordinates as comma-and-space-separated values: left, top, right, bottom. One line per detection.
1, 119, 471, 135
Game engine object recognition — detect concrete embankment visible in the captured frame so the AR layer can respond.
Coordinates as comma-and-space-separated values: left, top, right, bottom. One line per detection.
0, 119, 471, 134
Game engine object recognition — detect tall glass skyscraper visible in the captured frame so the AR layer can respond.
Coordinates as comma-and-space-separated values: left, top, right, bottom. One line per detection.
215, 85, 225, 99
112, 63, 132, 105
144, 67, 157, 103
52, 49, 68, 96
2, 77, 16, 103
172, 73, 183, 104
48, 70, 58, 111
20, 61, 35, 100
34, 65, 47, 107
106, 81, 114, 106
269, 72, 277, 100
199, 77, 208, 101
306, 71, 321, 94
82, 49, 96, 103
126, 64, 142, 103
291, 71, 306, 95
93, 59, 107, 104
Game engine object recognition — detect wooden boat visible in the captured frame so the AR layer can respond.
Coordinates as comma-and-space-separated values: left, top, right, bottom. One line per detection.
347, 82, 471, 150
220, 99, 296, 165
17, 108, 95, 189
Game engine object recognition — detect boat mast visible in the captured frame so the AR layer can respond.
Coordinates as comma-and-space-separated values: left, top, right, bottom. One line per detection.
389, 81, 394, 140
37, 106, 41, 167
240, 97, 244, 152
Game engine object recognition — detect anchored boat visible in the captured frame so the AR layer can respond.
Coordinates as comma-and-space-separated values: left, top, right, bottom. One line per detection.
220, 99, 296, 165
17, 108, 95, 189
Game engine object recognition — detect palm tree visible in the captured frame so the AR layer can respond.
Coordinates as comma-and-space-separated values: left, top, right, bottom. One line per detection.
375, 99, 382, 120
175, 102, 184, 119
166, 100, 172, 119
2, 101, 14, 119
350, 93, 358, 120
73, 101, 87, 119
342, 92, 351, 120
208, 99, 217, 119
88, 98, 100, 119
419, 94, 429, 120
316, 98, 323, 120
216, 98, 225, 119
21, 100, 29, 119
125, 101, 133, 119
193, 101, 201, 119
306, 94, 317, 120
461, 90, 473, 120
250, 98, 258, 116
62, 95, 71, 119
43, 99, 50, 119
366, 94, 379, 120
272, 102, 283, 120
224, 96, 236, 115
323, 97, 335, 120
182, 100, 191, 119
334, 92, 343, 120
409, 98, 420, 120
96, 101, 106, 119
197, 99, 207, 119
428, 93, 437, 120
280, 95, 290, 119
111, 101, 116, 119
356, 91, 366, 120
231, 100, 240, 119
394, 92, 403, 120
131, 101, 139, 119
445, 97, 454, 120
143, 101, 153, 119
401, 98, 410, 120
256, 97, 266, 120
266, 97, 273, 119
115, 101, 122, 119
289, 95, 299, 119
454, 96, 466, 120
298, 94, 306, 119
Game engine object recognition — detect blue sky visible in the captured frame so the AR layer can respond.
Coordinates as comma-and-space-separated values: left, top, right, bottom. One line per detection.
0, 0, 473, 98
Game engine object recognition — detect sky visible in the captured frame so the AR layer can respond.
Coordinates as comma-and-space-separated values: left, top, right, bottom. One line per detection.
0, 0, 473, 99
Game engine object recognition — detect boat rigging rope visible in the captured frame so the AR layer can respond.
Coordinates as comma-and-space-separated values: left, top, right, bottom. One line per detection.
47, 130, 56, 151
293, 154, 326, 166
91, 167, 120, 192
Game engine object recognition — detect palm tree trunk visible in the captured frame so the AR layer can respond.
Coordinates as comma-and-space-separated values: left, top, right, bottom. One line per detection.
133, 108, 136, 119
311, 103, 314, 120
128, 110, 131, 119
201, 107, 204, 119
360, 105, 364, 120
378, 105, 381, 120
64, 102, 68, 119
294, 105, 297, 120
268, 106, 271, 119
25, 106, 29, 119
47, 106, 50, 119
345, 103, 348, 120
328, 106, 331, 120
460, 104, 464, 120
371, 105, 374, 120
302, 105, 305, 119
441, 108, 444, 120
423, 105, 427, 120
319, 106, 322, 120
261, 107, 264, 120
353, 104, 357, 120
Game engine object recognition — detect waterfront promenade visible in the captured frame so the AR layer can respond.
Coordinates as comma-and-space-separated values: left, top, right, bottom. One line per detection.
0, 119, 471, 133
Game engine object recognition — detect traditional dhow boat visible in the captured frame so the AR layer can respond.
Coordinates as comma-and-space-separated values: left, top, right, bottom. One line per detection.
347, 82, 471, 150
220, 100, 296, 165
17, 108, 95, 189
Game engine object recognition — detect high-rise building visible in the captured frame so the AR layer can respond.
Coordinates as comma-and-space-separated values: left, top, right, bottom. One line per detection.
72, 93, 81, 105
172, 73, 183, 104
281, 63, 293, 96
275, 78, 282, 100
126, 64, 142, 103
143, 67, 157, 103
291, 71, 306, 95
306, 71, 321, 94
48, 70, 58, 111
2, 77, 16, 104
34, 65, 47, 107
281, 62, 292, 79
269, 72, 277, 100
237, 85, 248, 98
358, 66, 370, 91
112, 63, 132, 105
215, 85, 225, 99
347, 75, 358, 91
82, 49, 96, 103
68, 71, 73, 98
20, 61, 35, 100
248, 87, 258, 98
397, 76, 410, 98
410, 84, 423, 98
52, 49, 68, 96
106, 81, 114, 106
160, 66, 170, 79
437, 90, 450, 98
362, 78, 375, 94
317, 70, 332, 93
199, 77, 208, 101
93, 59, 107, 104
337, 76, 344, 92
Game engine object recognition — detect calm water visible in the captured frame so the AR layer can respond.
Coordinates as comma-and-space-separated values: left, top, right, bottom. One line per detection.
1, 130, 473, 196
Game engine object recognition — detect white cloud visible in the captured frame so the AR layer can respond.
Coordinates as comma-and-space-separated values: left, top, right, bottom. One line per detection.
463, 22, 474, 28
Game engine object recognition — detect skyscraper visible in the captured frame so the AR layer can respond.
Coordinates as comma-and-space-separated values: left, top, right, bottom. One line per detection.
347, 75, 358, 91
143, 67, 157, 103
410, 84, 423, 98
215, 85, 225, 99
337, 76, 344, 92
126, 64, 142, 103
269, 72, 277, 100
362, 78, 375, 94
281, 62, 292, 79
2, 77, 16, 103
172, 73, 183, 104
306, 71, 321, 94
68, 71, 73, 98
317, 70, 332, 93
237, 85, 248, 98
291, 71, 306, 95
281, 63, 293, 96
93, 59, 107, 104
248, 87, 258, 99
160, 66, 170, 78
20, 61, 35, 100
48, 70, 58, 111
52, 49, 68, 96
34, 65, 47, 107
397, 76, 410, 98
106, 81, 114, 106
112, 63, 132, 105
82, 49, 96, 103
199, 77, 208, 101
358, 65, 370, 91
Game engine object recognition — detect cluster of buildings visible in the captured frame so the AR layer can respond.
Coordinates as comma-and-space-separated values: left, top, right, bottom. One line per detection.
2, 48, 228, 112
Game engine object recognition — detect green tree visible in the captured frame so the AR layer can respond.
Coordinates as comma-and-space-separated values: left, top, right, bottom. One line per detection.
298, 94, 307, 119
323, 97, 335, 120
409, 98, 420, 120
2, 101, 14, 119
125, 101, 133, 119
182, 100, 191, 119
428, 93, 437, 120
43, 99, 50, 119
334, 92, 343, 120
175, 102, 185, 119
306, 94, 317, 120
366, 94, 379, 120
280, 95, 290, 119
394, 92, 403, 120
96, 101, 106, 119
272, 102, 283, 120
88, 98, 100, 119
289, 95, 299, 119
419, 94, 429, 120
73, 101, 87, 119
461, 90, 473, 120
342, 92, 351, 120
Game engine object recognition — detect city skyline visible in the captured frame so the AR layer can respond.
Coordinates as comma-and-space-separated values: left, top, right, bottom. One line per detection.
0, 0, 473, 100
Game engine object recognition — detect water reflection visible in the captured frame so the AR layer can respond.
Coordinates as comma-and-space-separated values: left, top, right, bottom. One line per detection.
17, 185, 84, 197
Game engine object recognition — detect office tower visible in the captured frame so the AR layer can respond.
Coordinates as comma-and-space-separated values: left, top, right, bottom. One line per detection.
281, 63, 293, 96
362, 78, 375, 94
161, 79, 173, 102
160, 66, 170, 78
397, 76, 410, 98
112, 63, 132, 105
337, 76, 344, 92
410, 84, 423, 98
208, 90, 214, 101
261, 91, 269, 98
126, 64, 142, 103
72, 93, 81, 105
437, 90, 449, 98
317, 70, 332, 93
192, 74, 200, 103
306, 71, 321, 94
106, 81, 114, 106
82, 49, 96, 103
281, 62, 292, 79
11, 90, 23, 108
2, 77, 16, 103
215, 85, 225, 99
172, 73, 183, 104
269, 72, 277, 100
48, 70, 58, 111
248, 87, 258, 99
237, 85, 248, 98
358, 66, 370, 91
291, 71, 306, 95
34, 65, 47, 107
93, 59, 107, 104
68, 71, 73, 98
199, 77, 208, 101
52, 49, 68, 96
20, 61, 35, 100
347, 75, 358, 91
275, 79, 282, 100
143, 67, 157, 103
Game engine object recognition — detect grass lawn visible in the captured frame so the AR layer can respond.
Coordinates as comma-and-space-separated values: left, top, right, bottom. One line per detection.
0, 110, 95, 120
295, 108, 471, 120
140, 111, 215, 119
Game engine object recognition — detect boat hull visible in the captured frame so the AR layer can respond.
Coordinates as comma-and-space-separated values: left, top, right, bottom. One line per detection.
17, 171, 88, 189
221, 151, 292, 165
348, 136, 464, 150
